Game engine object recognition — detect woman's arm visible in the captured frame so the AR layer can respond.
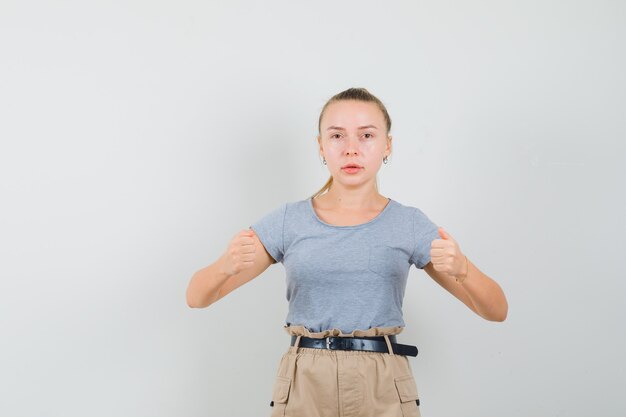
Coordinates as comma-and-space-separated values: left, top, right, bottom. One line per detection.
424, 258, 508, 321
424, 226, 508, 322
186, 228, 274, 308
186, 255, 233, 308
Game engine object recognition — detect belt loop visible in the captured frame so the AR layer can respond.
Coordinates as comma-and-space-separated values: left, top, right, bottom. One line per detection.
294, 335, 302, 349
383, 334, 395, 355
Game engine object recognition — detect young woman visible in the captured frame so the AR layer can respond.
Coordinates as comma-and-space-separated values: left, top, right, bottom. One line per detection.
186, 88, 508, 417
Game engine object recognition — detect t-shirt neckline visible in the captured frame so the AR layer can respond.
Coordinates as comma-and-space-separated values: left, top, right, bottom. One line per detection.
307, 196, 394, 229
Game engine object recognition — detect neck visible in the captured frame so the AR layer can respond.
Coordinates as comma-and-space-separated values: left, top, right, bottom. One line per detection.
319, 186, 385, 210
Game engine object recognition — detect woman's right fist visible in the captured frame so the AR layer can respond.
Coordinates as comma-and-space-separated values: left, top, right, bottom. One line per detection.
221, 228, 257, 276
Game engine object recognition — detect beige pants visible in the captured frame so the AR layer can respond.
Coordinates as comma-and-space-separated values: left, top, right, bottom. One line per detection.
269, 325, 422, 417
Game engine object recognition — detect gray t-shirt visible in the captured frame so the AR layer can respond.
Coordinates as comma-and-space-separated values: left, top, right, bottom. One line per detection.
250, 196, 440, 334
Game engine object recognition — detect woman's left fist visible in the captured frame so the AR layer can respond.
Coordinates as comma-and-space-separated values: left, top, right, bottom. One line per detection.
430, 227, 467, 277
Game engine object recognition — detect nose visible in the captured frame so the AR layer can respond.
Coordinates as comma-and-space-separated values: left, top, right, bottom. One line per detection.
344, 136, 359, 155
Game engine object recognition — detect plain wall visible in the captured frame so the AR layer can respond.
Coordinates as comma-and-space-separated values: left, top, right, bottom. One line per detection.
1, 1, 624, 416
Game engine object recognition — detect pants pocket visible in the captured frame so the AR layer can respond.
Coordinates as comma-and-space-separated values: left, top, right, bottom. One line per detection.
394, 374, 421, 417
269, 375, 292, 417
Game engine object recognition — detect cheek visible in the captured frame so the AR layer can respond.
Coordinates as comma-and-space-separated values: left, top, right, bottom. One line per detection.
326, 141, 342, 149
360, 141, 384, 155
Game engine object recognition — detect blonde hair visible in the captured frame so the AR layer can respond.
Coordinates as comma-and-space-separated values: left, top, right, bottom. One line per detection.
311, 87, 392, 199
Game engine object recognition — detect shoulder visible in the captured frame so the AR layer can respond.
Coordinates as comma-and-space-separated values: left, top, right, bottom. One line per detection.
262, 198, 303, 212
393, 198, 432, 213
259, 198, 309, 222
388, 199, 438, 231
287, 197, 308, 210
388, 198, 428, 218
280, 198, 308, 218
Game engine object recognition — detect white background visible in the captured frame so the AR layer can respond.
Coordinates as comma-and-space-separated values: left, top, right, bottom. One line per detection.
1, 1, 624, 416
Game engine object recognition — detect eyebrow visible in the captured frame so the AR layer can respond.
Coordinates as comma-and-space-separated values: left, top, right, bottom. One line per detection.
326, 125, 378, 131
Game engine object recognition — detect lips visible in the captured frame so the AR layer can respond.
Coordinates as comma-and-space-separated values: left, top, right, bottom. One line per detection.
342, 164, 363, 169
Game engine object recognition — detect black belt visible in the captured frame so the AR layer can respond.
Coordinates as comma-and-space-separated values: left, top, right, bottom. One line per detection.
290, 335, 418, 357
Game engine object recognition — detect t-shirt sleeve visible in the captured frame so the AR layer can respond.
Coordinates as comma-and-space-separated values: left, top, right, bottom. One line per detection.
249, 203, 287, 264
409, 207, 440, 269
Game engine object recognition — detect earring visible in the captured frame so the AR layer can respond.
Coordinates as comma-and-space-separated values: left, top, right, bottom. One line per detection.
383, 155, 388, 164
322, 157, 327, 165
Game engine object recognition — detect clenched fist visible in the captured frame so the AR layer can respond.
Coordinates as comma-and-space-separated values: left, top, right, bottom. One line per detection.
221, 228, 257, 276
430, 227, 468, 279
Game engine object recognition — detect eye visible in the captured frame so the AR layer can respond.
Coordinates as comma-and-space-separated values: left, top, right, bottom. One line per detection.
330, 133, 342, 139
363, 133, 373, 139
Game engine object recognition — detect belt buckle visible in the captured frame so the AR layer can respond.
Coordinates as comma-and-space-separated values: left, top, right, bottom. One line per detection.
325, 336, 350, 351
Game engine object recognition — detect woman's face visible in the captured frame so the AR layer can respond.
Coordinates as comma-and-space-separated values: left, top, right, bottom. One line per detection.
318, 100, 391, 188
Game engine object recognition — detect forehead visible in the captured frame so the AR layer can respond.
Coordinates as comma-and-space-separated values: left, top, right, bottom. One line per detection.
321, 100, 384, 129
